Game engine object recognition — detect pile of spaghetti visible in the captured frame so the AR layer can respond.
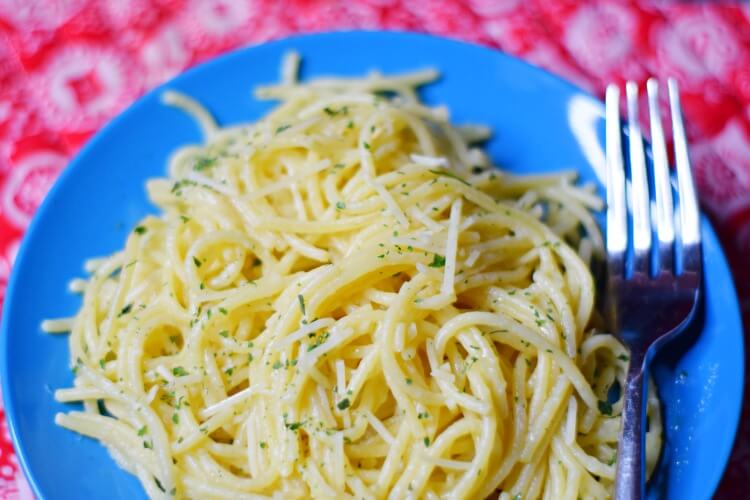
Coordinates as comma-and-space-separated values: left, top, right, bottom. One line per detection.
45, 55, 662, 499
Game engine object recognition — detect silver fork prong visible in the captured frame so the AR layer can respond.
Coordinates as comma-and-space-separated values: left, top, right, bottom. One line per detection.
646, 79, 675, 273
610, 79, 702, 500
668, 79, 701, 260
606, 84, 627, 275
626, 81, 652, 274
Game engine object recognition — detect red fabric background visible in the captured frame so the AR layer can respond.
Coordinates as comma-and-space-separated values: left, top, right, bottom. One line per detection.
0, 1, 748, 497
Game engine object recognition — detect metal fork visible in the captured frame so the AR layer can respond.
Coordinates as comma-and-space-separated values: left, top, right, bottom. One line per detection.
605, 78, 702, 499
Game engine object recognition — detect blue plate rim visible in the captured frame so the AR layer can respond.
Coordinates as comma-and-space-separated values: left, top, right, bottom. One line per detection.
0, 29, 744, 498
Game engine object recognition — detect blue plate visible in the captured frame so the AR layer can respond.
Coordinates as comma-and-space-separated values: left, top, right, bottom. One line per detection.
1, 31, 743, 499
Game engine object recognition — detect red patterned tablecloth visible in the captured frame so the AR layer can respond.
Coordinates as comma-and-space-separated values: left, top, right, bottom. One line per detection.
1, 1, 749, 497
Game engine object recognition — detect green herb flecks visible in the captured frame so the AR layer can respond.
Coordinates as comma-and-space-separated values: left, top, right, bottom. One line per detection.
298, 294, 306, 316
118, 303, 133, 317
307, 331, 330, 351
428, 254, 446, 268
285, 421, 303, 431
428, 169, 471, 186
193, 156, 216, 171
324, 106, 347, 116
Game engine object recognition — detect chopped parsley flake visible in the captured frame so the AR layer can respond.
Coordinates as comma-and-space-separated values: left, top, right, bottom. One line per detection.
617, 353, 629, 362
71, 358, 82, 376
307, 331, 330, 351
192, 256, 202, 267
285, 421, 303, 431
428, 254, 446, 268
219, 307, 228, 315
298, 294, 306, 316
118, 303, 133, 317
336, 201, 346, 210
337, 398, 351, 410
324, 106, 347, 116
423, 437, 430, 447
193, 156, 216, 171
598, 400, 613, 416
170, 179, 197, 195
405, 378, 413, 385
219, 330, 229, 338
272, 361, 283, 370
172, 366, 188, 377
137, 425, 148, 436
134, 226, 147, 235
275, 124, 291, 134
260, 442, 267, 449
428, 169, 471, 186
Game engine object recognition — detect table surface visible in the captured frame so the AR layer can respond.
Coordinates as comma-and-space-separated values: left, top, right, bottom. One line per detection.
0, 1, 748, 498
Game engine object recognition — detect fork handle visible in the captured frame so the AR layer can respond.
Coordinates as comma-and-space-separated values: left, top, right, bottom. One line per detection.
615, 356, 647, 500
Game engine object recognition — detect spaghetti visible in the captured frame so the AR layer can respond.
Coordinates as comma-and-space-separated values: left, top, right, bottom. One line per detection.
45, 54, 662, 499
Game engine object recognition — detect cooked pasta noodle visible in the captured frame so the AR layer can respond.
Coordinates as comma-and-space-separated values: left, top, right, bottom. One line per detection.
46, 53, 662, 499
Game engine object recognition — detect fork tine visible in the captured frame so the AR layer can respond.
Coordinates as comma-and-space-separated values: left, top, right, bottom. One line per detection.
606, 84, 627, 275
667, 79, 701, 266
626, 82, 652, 274
646, 79, 675, 273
